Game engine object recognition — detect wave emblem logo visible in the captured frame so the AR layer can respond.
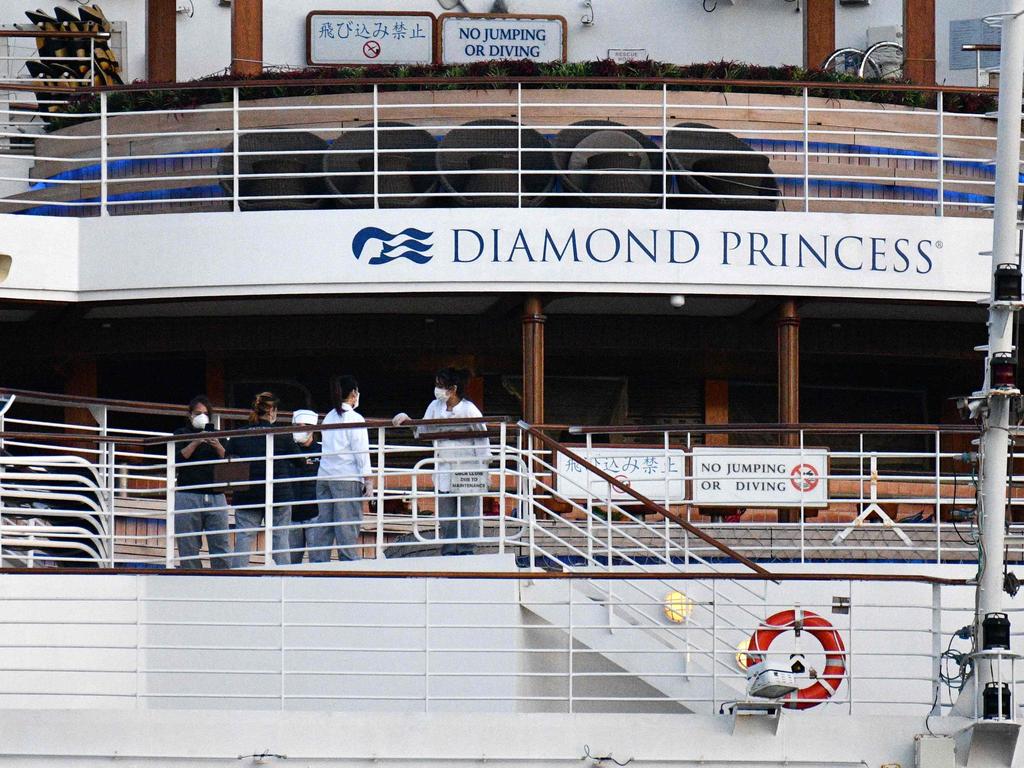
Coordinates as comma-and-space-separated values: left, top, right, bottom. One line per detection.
352, 227, 433, 266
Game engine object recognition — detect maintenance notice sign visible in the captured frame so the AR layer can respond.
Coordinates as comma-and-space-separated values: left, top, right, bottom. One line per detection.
691, 447, 829, 507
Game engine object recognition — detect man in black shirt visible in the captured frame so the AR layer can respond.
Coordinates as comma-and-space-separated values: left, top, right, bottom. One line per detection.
172, 395, 230, 569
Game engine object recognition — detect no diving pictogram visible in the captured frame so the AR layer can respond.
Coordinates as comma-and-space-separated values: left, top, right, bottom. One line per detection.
363, 40, 382, 58
790, 463, 819, 492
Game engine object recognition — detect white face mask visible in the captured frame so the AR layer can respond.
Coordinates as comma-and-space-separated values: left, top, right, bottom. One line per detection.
191, 413, 209, 430
352, 393, 360, 409
434, 387, 449, 402
293, 431, 311, 444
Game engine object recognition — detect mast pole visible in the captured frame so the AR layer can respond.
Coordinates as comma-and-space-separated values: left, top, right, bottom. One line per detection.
977, 0, 1024, 659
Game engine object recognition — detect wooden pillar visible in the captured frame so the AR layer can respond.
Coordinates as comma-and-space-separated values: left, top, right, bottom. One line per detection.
231, 0, 263, 77
904, 0, 936, 85
777, 300, 800, 440
146, 0, 177, 83
804, 0, 836, 69
704, 380, 729, 447
64, 358, 97, 432
522, 295, 545, 424
205, 355, 226, 406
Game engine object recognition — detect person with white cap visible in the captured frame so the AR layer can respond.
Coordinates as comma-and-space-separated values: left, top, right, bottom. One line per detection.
313, 375, 372, 562
288, 409, 321, 564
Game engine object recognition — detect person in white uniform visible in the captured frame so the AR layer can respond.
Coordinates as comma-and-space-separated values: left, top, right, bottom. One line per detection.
394, 367, 489, 555
313, 375, 372, 562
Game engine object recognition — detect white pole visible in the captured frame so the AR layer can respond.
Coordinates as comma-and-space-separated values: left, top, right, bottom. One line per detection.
977, 0, 1024, 671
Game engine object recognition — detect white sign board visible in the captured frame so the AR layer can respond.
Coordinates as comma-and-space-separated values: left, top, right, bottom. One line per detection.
556, 448, 686, 501
692, 447, 829, 507
608, 48, 648, 63
439, 14, 567, 64
1, 209, 993, 303
307, 12, 434, 65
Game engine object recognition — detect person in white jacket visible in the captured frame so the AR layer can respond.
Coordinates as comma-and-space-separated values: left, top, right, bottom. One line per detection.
394, 367, 489, 555
313, 375, 371, 562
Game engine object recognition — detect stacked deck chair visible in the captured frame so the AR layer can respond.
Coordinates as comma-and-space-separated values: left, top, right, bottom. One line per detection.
666, 122, 779, 211
437, 118, 555, 207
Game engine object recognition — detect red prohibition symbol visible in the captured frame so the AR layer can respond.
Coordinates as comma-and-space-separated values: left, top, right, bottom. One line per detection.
790, 463, 819, 492
363, 40, 382, 58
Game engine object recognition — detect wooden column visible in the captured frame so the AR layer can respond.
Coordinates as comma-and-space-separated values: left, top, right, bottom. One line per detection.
205, 355, 226, 406
522, 295, 545, 424
777, 300, 800, 440
64, 358, 97, 432
704, 380, 729, 447
146, 0, 177, 82
904, 0, 936, 85
804, 0, 836, 69
231, 0, 263, 77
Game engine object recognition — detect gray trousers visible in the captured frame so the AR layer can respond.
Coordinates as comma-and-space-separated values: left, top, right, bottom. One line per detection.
289, 521, 310, 565
311, 479, 364, 562
232, 501, 292, 567
174, 491, 231, 570
438, 494, 481, 555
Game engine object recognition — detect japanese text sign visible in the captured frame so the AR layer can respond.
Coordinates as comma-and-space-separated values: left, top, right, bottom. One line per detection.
692, 447, 829, 507
307, 12, 435, 66
556, 448, 686, 502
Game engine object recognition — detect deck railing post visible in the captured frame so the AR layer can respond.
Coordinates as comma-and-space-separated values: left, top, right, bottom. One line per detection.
930, 582, 942, 716
498, 422, 507, 555
375, 426, 385, 559
165, 442, 176, 568
662, 83, 668, 210
937, 91, 945, 217
99, 90, 108, 216
231, 87, 240, 212
935, 430, 943, 564
517, 82, 523, 209
372, 84, 379, 210
802, 87, 810, 213
264, 432, 274, 565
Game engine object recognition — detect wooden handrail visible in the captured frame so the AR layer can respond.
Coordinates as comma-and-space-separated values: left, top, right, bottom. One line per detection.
3, 74, 998, 97
517, 420, 774, 579
568, 421, 979, 435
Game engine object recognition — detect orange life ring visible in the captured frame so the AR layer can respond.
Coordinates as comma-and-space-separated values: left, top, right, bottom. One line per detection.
746, 608, 846, 710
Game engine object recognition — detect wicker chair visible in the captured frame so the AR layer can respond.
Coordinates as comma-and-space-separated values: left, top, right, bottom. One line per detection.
667, 122, 779, 211
323, 121, 438, 208
554, 120, 665, 208
218, 131, 328, 211
437, 119, 555, 207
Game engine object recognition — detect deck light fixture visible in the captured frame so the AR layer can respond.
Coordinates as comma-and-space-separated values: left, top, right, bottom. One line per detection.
995, 263, 1023, 302
990, 353, 1018, 390
983, 682, 1013, 720
664, 590, 693, 623
982, 612, 1011, 650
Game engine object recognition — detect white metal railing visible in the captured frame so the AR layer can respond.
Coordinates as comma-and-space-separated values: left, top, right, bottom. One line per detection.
0, 571, 1006, 717
0, 388, 1013, 571
0, 80, 1004, 218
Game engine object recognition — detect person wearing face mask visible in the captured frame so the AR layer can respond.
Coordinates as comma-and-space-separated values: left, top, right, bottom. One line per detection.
226, 391, 298, 567
171, 395, 230, 569
393, 367, 489, 555
288, 409, 321, 564
313, 375, 372, 562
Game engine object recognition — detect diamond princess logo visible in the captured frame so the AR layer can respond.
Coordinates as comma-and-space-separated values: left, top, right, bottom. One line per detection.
352, 227, 433, 266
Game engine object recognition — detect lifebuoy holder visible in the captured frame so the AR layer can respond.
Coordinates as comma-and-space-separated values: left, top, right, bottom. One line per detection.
746, 608, 846, 709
